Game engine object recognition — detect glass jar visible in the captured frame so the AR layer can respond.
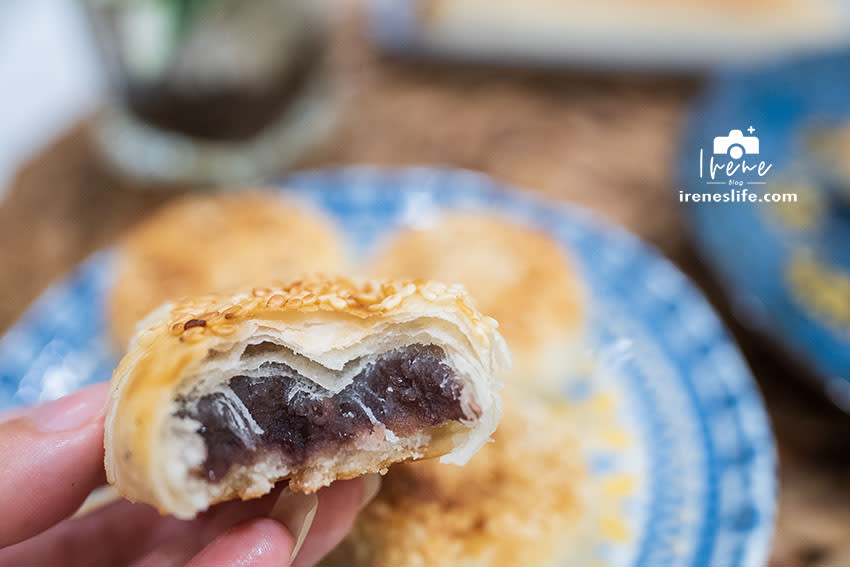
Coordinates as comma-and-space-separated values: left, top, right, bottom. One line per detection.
84, 0, 335, 185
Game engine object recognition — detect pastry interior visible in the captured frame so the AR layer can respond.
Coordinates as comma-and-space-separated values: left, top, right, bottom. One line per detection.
172, 343, 475, 490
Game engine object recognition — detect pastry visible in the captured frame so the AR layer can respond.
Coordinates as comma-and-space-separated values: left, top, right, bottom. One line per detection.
321, 392, 584, 567
104, 276, 509, 519
108, 191, 345, 348
373, 212, 582, 389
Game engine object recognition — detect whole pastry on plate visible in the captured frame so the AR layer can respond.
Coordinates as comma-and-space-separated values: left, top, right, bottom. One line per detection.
104, 276, 509, 519
109, 192, 345, 348
321, 392, 585, 567
372, 212, 583, 390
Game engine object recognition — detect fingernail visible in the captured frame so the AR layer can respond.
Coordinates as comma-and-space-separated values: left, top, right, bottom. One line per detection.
72, 485, 120, 519
269, 488, 318, 563
28, 382, 109, 432
359, 473, 382, 510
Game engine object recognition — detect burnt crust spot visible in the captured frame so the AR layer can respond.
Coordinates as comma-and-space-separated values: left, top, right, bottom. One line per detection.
177, 344, 467, 482
184, 319, 207, 330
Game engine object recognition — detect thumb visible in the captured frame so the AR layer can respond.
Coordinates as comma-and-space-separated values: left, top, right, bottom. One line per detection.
0, 383, 109, 548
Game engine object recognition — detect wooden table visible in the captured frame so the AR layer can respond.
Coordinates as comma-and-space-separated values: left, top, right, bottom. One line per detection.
1, 15, 847, 567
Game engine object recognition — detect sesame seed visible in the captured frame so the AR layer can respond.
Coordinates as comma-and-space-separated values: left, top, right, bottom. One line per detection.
420, 289, 438, 301
182, 328, 207, 343
210, 324, 237, 336
183, 319, 206, 331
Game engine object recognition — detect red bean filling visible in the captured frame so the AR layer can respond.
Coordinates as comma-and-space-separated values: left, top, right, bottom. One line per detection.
178, 344, 466, 482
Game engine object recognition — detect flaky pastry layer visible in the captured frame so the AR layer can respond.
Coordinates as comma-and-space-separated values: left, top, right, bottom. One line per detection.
105, 276, 509, 518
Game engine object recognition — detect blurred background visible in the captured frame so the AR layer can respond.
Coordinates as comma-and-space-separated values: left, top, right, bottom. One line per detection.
2, 0, 850, 565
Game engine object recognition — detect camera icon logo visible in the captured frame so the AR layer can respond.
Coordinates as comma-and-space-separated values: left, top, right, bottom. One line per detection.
713, 128, 759, 160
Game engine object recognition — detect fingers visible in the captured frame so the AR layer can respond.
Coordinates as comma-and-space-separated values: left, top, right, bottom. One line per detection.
291, 476, 378, 567
0, 473, 368, 566
136, 477, 376, 567
0, 488, 287, 567
131, 488, 285, 567
0, 382, 109, 548
0, 499, 167, 567
183, 477, 371, 567
0, 378, 376, 565
185, 519, 294, 567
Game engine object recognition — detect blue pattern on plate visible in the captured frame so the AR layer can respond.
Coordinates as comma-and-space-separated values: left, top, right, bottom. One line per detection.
679, 52, 850, 401
0, 166, 775, 566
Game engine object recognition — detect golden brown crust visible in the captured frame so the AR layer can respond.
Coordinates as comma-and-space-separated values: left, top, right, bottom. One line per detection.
321, 394, 585, 567
372, 212, 583, 383
148, 276, 500, 350
108, 191, 345, 348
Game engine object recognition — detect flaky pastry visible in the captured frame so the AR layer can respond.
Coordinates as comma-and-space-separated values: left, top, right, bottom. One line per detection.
105, 276, 509, 519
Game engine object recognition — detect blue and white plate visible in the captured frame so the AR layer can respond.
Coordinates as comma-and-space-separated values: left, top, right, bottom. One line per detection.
678, 51, 850, 406
0, 167, 775, 566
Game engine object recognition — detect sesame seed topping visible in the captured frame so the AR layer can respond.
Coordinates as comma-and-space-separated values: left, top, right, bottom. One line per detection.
156, 276, 499, 347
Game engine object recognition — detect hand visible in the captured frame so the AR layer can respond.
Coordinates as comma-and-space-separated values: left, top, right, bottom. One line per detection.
0, 383, 377, 566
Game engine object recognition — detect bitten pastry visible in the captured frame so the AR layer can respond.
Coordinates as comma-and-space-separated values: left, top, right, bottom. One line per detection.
105, 276, 509, 519
109, 191, 345, 348
373, 212, 582, 389
321, 393, 585, 567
